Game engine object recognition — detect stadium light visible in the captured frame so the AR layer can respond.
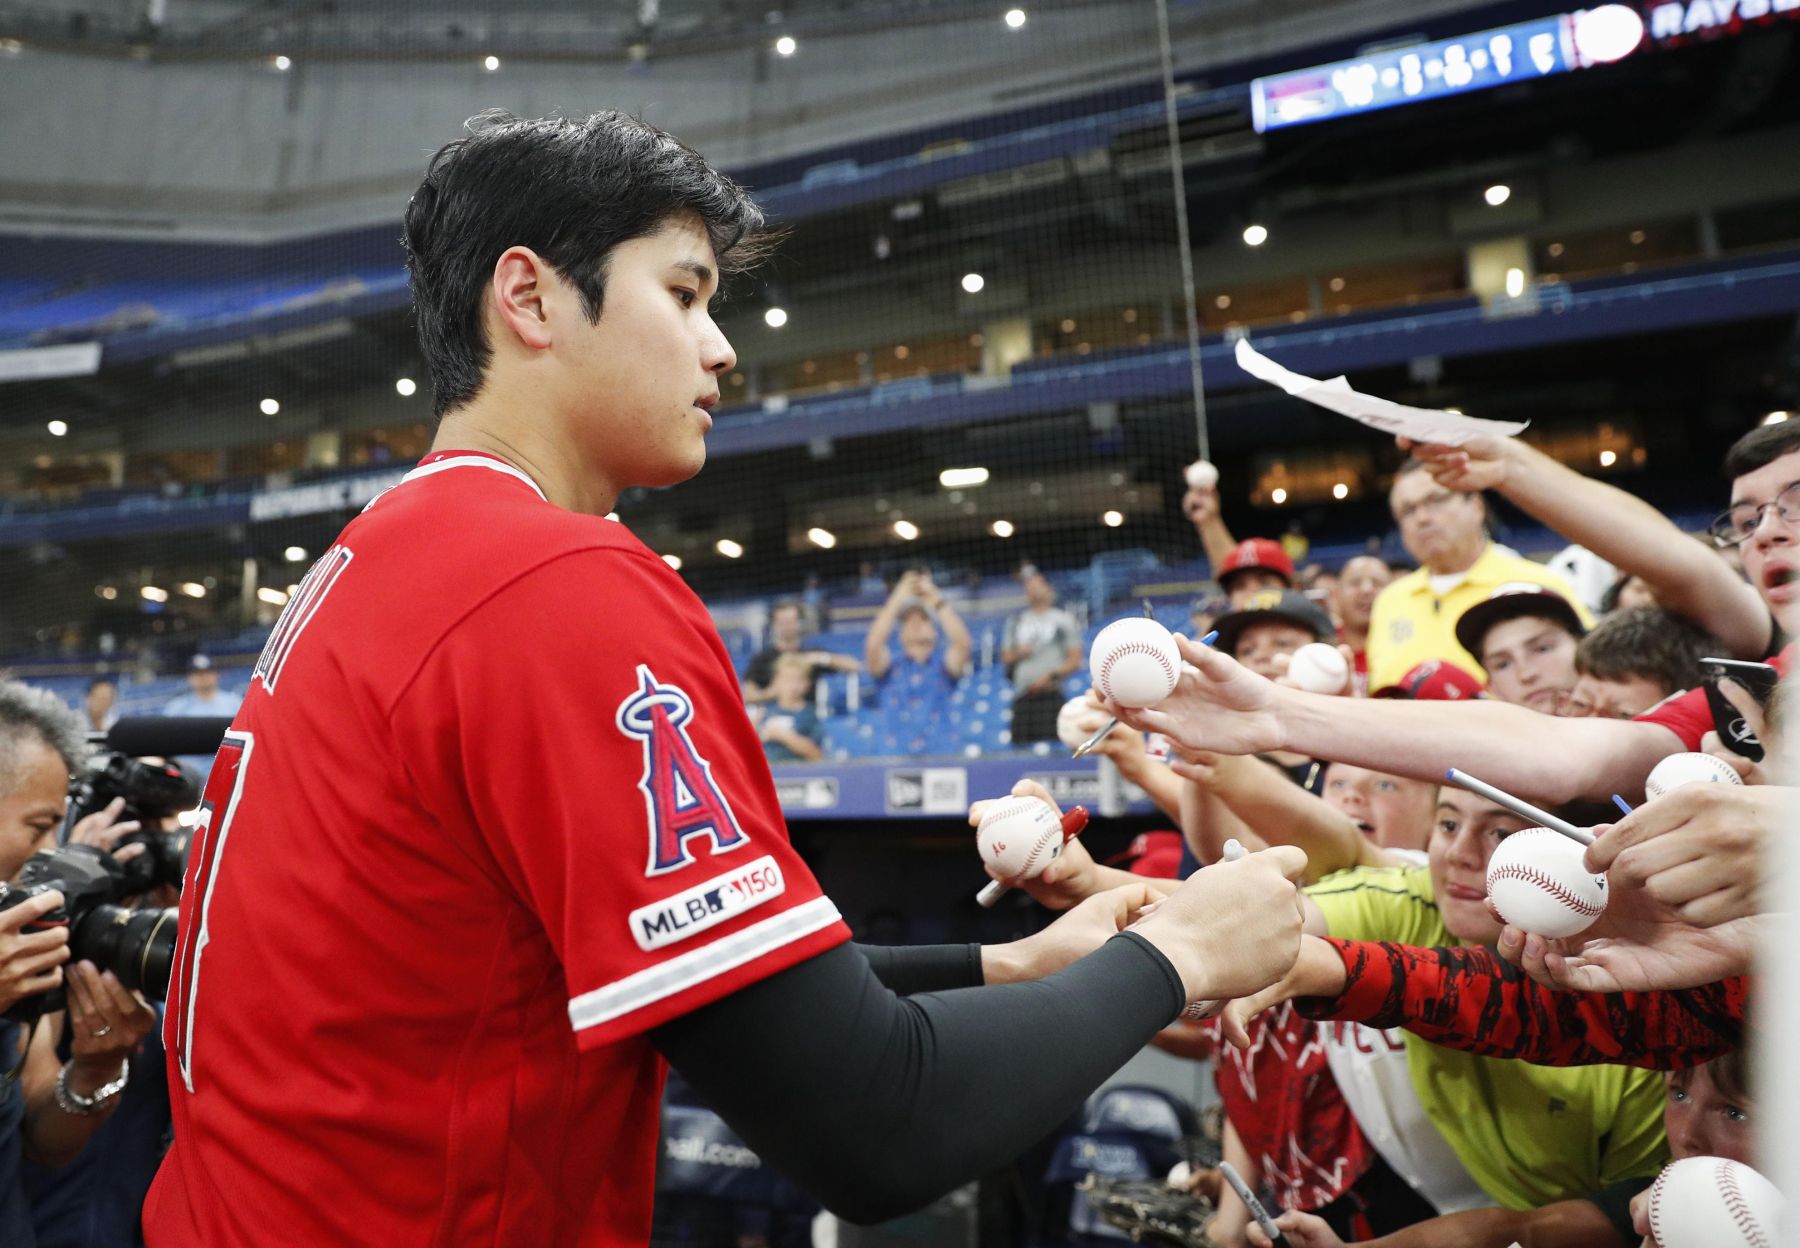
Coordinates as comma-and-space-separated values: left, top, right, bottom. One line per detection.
1242, 224, 1268, 247
1271, 488, 1288, 505
715, 539, 744, 558
1484, 184, 1511, 207
180, 582, 207, 598
1102, 510, 1124, 527
483, 55, 501, 71
1599, 449, 1618, 467
939, 466, 990, 489
764, 307, 788, 328
1004, 8, 1027, 28
807, 527, 837, 549
892, 520, 919, 541
96, 586, 117, 600
46, 420, 67, 437
285, 546, 307, 562
774, 35, 797, 56
662, 553, 683, 570
273, 55, 292, 71
140, 586, 169, 603
961, 272, 985, 294
1765, 411, 1791, 425
259, 398, 281, 416
257, 587, 289, 606
990, 520, 1015, 538
395, 377, 417, 397
1332, 482, 1350, 500
1504, 267, 1526, 298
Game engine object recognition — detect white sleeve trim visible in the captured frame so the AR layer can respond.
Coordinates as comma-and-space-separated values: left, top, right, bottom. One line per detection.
568, 896, 843, 1033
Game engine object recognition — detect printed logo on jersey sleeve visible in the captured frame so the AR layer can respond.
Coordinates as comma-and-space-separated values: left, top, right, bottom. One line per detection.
616, 664, 749, 876
629, 854, 786, 950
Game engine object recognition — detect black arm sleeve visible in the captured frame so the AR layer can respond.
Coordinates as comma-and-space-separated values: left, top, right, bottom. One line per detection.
653, 932, 1183, 1225
852, 941, 983, 995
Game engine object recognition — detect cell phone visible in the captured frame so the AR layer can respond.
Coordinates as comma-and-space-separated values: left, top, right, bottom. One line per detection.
1699, 657, 1780, 762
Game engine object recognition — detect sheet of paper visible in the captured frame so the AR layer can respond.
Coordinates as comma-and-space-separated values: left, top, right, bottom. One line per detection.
1234, 338, 1528, 445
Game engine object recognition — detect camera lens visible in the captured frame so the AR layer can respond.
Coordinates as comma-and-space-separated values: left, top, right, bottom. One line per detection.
72, 905, 177, 1001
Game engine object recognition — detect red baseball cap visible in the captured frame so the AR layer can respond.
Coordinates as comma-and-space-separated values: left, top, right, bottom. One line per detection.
1109, 831, 1186, 880
1373, 659, 1486, 701
1218, 538, 1295, 589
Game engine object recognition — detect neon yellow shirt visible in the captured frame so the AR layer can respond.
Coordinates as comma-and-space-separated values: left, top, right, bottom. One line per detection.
1306, 865, 1668, 1209
1364, 544, 1592, 693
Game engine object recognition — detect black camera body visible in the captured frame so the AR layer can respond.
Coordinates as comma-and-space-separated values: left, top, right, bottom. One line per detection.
66, 751, 198, 892
0, 844, 177, 1022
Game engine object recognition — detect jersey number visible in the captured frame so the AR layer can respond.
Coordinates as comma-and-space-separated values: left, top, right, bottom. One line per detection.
166, 732, 254, 1093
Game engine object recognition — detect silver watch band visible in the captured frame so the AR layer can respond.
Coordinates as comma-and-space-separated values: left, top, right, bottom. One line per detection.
55, 1058, 129, 1115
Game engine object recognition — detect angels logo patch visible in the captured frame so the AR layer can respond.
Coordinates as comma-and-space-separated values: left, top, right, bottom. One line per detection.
616, 665, 749, 875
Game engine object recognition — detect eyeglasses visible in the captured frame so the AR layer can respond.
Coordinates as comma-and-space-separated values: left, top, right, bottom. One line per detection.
1709, 480, 1800, 547
1392, 488, 1464, 525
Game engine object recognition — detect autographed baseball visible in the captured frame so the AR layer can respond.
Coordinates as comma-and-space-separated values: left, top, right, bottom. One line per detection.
1286, 642, 1351, 695
976, 797, 1064, 881
1090, 618, 1184, 708
1184, 460, 1219, 490
1484, 827, 1608, 939
1644, 751, 1745, 801
1646, 1156, 1783, 1248
1056, 696, 1097, 750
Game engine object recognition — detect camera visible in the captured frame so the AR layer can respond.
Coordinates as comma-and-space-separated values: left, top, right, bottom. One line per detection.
0, 845, 177, 1022
66, 751, 198, 893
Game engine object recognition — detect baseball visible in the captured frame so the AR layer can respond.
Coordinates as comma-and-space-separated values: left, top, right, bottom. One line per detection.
1647, 1156, 1783, 1248
1287, 642, 1350, 695
1056, 695, 1098, 750
1484, 827, 1608, 939
1184, 460, 1219, 490
1090, 618, 1183, 708
1644, 751, 1745, 801
976, 796, 1065, 881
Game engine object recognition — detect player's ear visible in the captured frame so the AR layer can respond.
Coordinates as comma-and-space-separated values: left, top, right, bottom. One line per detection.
489, 247, 555, 353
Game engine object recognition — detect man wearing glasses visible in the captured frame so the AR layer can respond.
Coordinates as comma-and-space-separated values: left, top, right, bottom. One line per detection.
1366, 459, 1590, 692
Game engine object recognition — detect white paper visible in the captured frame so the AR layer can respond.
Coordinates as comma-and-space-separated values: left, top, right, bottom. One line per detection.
1234, 338, 1528, 445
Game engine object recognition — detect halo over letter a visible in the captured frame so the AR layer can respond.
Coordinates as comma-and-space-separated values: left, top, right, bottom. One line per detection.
616, 665, 748, 875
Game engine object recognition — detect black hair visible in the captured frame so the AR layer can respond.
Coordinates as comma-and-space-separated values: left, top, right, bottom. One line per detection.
1723, 420, 1800, 480
403, 110, 775, 418
1575, 607, 1717, 695
86, 674, 116, 692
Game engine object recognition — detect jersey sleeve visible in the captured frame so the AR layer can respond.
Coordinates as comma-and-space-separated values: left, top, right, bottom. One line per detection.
392, 547, 850, 1049
1294, 939, 1747, 1069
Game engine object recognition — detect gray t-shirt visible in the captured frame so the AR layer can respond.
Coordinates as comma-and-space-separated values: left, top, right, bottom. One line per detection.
1004, 607, 1079, 693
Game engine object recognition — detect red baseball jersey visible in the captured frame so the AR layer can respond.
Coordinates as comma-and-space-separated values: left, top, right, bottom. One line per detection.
144, 452, 850, 1246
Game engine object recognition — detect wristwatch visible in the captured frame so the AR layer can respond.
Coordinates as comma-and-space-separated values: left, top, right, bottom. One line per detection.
55, 1058, 129, 1115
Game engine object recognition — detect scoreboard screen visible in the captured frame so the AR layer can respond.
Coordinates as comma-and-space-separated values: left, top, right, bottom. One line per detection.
1251, 15, 1575, 132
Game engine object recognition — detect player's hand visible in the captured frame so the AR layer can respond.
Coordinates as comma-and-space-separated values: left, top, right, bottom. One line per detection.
68, 796, 143, 858
1583, 784, 1785, 927
1109, 638, 1286, 758
1221, 934, 1345, 1049
65, 959, 156, 1074
0, 891, 70, 1013
1000, 882, 1162, 981
1132, 846, 1307, 1004
1397, 432, 1515, 493
1248, 1210, 1345, 1248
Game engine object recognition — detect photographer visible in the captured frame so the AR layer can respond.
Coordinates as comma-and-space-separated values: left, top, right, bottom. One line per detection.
0, 681, 160, 1245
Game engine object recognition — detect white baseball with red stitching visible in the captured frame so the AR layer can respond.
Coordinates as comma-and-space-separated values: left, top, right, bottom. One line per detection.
1484, 827, 1608, 940
1185, 460, 1219, 490
1056, 696, 1096, 750
1645, 751, 1745, 801
1287, 642, 1350, 695
1646, 1156, 1783, 1248
1090, 618, 1183, 708
976, 797, 1064, 881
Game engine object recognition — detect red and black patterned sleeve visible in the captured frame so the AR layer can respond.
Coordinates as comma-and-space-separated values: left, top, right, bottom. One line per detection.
1291, 939, 1746, 1069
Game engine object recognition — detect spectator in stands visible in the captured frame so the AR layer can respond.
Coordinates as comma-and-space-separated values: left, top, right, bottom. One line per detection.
742, 600, 860, 706
1000, 570, 1082, 744
1451, 583, 1587, 714
81, 676, 118, 734
1601, 572, 1659, 615
1212, 589, 1335, 684
1366, 459, 1589, 692
1331, 555, 1393, 695
161, 654, 242, 720
759, 655, 824, 763
1563, 608, 1713, 719
864, 570, 971, 754
1217, 539, 1296, 609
